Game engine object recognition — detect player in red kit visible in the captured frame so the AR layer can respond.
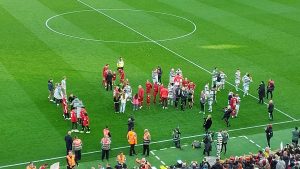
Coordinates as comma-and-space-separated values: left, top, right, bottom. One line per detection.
174, 74, 182, 87
145, 80, 153, 95
160, 87, 169, 109
230, 95, 237, 118
182, 78, 189, 87
70, 108, 78, 132
188, 81, 196, 91
79, 108, 87, 133
138, 85, 145, 109
159, 83, 164, 104
82, 113, 90, 133
62, 96, 69, 120
146, 94, 151, 109
102, 64, 109, 87
119, 69, 125, 84
153, 82, 159, 104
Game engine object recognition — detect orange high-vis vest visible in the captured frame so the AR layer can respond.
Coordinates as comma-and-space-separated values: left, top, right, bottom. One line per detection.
66, 154, 76, 167
127, 131, 137, 145
117, 154, 126, 164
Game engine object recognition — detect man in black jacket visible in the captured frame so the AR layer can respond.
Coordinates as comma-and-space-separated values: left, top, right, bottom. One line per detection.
174, 86, 182, 109
181, 87, 188, 111
257, 81, 266, 104
64, 131, 73, 155
265, 124, 273, 148
106, 70, 113, 91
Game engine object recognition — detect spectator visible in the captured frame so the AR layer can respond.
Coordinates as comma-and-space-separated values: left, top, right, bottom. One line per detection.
26, 162, 37, 169
203, 114, 212, 133
116, 152, 127, 168
292, 127, 299, 146
117, 57, 124, 70
39, 164, 48, 169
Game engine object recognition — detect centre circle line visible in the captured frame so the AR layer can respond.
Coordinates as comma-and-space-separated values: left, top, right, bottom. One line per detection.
45, 9, 197, 44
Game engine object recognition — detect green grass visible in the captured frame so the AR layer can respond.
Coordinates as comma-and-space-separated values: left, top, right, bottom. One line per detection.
0, 0, 300, 168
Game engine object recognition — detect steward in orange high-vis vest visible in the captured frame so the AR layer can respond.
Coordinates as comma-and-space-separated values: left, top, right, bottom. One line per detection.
66, 151, 76, 169
127, 128, 137, 156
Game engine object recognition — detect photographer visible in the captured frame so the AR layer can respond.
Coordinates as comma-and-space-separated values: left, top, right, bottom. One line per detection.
203, 132, 213, 156
173, 127, 181, 149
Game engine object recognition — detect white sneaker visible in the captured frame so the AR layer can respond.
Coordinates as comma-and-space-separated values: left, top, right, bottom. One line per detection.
50, 99, 53, 102
75, 130, 79, 133
80, 131, 84, 133
165, 107, 168, 109
86, 131, 90, 134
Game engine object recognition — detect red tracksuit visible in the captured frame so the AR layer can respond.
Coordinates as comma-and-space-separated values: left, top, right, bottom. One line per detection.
146, 82, 152, 94
138, 88, 145, 106
153, 83, 159, 103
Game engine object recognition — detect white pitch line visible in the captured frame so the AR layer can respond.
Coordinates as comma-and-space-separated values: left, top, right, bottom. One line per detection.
1, 119, 298, 168
155, 156, 160, 160
161, 161, 166, 165
76, 0, 296, 121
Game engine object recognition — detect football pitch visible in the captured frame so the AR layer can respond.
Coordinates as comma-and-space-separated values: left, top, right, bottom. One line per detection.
0, 0, 300, 168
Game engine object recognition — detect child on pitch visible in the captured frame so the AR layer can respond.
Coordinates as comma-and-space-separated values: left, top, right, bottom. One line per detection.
81, 112, 90, 133
132, 94, 139, 111
119, 93, 127, 113
235, 68, 241, 91
187, 89, 194, 109
124, 83, 132, 101
114, 94, 120, 113
138, 85, 144, 109
167, 83, 174, 106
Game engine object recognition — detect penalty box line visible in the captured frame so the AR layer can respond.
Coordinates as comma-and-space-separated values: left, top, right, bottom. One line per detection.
0, 119, 298, 169
76, 0, 296, 121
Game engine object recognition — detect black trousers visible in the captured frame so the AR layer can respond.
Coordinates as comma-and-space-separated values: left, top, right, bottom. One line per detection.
101, 149, 110, 161
266, 90, 273, 99
129, 144, 136, 156
114, 103, 120, 112
267, 137, 271, 148
221, 142, 227, 153
175, 97, 180, 108
258, 95, 264, 104
269, 111, 273, 120
181, 99, 186, 111
74, 150, 81, 165
292, 140, 298, 146
200, 102, 205, 112
143, 145, 150, 156
106, 81, 112, 91
174, 140, 181, 148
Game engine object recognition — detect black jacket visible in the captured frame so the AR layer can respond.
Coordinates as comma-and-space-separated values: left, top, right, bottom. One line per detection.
64, 135, 73, 150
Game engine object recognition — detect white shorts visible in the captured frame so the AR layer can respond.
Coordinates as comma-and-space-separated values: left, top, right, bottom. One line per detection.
235, 80, 240, 85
